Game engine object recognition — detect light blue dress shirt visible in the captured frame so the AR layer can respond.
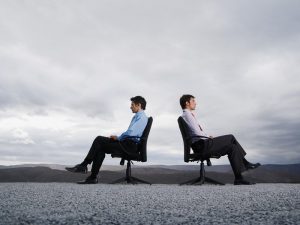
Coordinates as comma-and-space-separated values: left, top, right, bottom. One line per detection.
117, 110, 148, 143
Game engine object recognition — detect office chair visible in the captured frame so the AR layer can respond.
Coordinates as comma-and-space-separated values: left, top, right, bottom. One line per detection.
110, 117, 153, 184
178, 116, 224, 185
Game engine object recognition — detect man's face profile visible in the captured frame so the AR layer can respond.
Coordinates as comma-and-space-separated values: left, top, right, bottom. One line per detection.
130, 102, 141, 113
186, 98, 197, 110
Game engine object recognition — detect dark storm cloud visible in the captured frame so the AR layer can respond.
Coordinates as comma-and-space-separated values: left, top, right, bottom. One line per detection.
0, 0, 299, 165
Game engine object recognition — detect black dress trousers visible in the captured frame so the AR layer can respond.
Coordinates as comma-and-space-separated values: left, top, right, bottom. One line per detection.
191, 134, 247, 177
84, 136, 138, 177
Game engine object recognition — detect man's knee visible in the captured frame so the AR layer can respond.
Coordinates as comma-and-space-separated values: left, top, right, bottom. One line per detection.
95, 135, 106, 141
227, 134, 234, 139
226, 134, 236, 143
93, 136, 109, 146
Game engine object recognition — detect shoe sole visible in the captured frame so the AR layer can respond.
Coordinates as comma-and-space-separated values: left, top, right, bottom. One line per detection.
77, 181, 98, 184
65, 168, 87, 174
234, 182, 256, 185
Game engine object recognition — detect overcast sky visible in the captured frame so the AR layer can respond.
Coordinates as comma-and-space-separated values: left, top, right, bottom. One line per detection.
0, 0, 299, 166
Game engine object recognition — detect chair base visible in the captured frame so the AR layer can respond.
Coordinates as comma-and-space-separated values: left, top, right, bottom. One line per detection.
180, 160, 225, 185
110, 160, 151, 185
180, 176, 224, 185
111, 176, 151, 185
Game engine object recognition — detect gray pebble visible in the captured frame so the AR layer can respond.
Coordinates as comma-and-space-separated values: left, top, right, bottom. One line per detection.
0, 183, 299, 225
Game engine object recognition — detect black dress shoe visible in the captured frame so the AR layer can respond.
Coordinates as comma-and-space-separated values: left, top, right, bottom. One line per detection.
77, 177, 98, 184
245, 162, 261, 170
234, 179, 256, 185
65, 164, 88, 174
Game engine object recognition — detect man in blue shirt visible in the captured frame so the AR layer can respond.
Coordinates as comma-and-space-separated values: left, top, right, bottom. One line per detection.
66, 96, 148, 184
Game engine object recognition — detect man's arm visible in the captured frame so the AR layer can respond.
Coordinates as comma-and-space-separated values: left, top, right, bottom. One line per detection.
117, 113, 148, 141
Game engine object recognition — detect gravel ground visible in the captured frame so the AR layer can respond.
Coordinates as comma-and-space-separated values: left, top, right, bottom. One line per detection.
0, 183, 299, 225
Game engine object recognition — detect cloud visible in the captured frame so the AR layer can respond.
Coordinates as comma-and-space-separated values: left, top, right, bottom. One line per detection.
11, 128, 35, 145
0, 0, 299, 166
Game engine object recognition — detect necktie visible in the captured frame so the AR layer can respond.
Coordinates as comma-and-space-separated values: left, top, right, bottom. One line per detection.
191, 112, 203, 131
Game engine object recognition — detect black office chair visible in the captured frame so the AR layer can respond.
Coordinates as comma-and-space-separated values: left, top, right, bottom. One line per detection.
178, 116, 224, 185
110, 117, 153, 184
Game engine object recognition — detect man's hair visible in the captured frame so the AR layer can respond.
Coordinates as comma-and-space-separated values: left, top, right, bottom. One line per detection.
180, 94, 195, 109
130, 96, 146, 110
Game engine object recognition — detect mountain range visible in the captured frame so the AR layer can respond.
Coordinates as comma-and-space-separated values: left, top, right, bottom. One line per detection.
0, 163, 299, 184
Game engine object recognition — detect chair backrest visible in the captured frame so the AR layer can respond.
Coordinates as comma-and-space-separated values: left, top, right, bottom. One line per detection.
177, 116, 192, 163
138, 117, 153, 162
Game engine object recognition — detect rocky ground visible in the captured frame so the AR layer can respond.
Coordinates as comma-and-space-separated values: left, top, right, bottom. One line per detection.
0, 183, 299, 225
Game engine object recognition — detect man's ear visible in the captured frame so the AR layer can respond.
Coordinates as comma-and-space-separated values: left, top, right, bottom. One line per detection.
134, 103, 142, 109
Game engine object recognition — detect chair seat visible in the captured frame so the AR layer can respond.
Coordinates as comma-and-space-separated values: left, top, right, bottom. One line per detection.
111, 153, 124, 158
111, 153, 141, 161
188, 153, 221, 161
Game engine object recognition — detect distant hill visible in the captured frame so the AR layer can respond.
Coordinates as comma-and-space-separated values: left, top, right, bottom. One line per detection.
0, 164, 299, 184
0, 164, 124, 171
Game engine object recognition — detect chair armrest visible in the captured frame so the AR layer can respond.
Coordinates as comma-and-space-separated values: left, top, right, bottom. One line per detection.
184, 135, 208, 142
123, 136, 139, 139
122, 136, 140, 142
120, 158, 125, 165
190, 135, 209, 139
207, 159, 212, 166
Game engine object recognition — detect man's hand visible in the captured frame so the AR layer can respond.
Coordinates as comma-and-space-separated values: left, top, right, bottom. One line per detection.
110, 135, 118, 141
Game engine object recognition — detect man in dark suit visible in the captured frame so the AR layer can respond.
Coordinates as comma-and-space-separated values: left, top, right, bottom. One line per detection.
66, 96, 148, 184
180, 94, 261, 185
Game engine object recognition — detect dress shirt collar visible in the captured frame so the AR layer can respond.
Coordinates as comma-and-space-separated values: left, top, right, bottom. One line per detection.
183, 109, 193, 113
135, 110, 145, 116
